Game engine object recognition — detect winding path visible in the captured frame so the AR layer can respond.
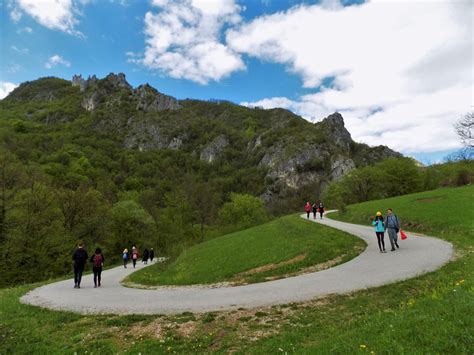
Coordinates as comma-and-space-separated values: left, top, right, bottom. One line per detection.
21, 213, 453, 315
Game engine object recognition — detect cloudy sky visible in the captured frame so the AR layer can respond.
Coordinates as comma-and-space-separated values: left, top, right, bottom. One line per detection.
1, 0, 472, 163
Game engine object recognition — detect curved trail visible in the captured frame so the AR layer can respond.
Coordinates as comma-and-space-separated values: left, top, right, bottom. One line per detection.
21, 213, 453, 315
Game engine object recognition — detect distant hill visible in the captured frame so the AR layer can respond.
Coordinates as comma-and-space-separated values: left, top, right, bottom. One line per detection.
1, 73, 400, 205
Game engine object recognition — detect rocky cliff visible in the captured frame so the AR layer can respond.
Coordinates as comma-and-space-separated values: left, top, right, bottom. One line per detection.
2, 73, 401, 201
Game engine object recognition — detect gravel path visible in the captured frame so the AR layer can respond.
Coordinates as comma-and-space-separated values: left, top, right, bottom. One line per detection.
21, 212, 453, 315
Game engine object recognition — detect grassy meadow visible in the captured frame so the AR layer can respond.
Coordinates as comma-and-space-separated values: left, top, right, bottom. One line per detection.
0, 186, 472, 354
126, 214, 364, 286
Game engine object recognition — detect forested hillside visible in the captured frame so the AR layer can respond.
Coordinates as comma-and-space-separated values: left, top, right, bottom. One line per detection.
0, 73, 400, 287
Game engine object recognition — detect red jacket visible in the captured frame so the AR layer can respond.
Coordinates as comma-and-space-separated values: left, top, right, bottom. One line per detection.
305, 203, 311, 212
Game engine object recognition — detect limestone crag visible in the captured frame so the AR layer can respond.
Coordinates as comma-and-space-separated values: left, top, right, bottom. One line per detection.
135, 84, 181, 112
200, 135, 230, 163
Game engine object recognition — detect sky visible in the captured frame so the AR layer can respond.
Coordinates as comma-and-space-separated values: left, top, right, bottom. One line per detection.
1, 0, 472, 164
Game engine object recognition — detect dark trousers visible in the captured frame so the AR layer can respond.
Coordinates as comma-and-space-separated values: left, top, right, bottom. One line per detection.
306, 211, 310, 219
319, 211, 324, 219
123, 259, 127, 268
132, 259, 137, 268
312, 210, 317, 219
376, 232, 385, 251
74, 264, 84, 286
93, 266, 102, 286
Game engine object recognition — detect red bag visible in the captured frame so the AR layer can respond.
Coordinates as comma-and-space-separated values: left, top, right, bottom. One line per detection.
400, 230, 407, 240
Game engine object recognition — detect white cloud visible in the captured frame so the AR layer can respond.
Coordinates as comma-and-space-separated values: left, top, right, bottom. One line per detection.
11, 45, 29, 54
45, 54, 71, 69
231, 1, 473, 153
140, 0, 245, 84
6, 63, 22, 73
0, 82, 18, 100
17, 26, 33, 34
10, 7, 22, 22
14, 0, 82, 36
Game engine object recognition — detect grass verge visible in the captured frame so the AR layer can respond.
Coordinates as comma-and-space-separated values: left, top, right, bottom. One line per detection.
125, 214, 364, 286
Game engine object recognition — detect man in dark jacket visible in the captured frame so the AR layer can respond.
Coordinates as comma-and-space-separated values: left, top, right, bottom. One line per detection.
72, 243, 88, 288
149, 248, 155, 263
384, 208, 400, 251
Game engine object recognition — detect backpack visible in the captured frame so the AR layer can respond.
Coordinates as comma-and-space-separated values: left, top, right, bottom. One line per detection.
122, 252, 128, 260
93, 254, 102, 268
132, 252, 138, 260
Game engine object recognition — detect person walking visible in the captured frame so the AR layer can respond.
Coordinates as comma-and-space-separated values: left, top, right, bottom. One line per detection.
312, 202, 318, 219
142, 248, 149, 265
122, 248, 129, 268
305, 201, 311, 219
318, 202, 325, 219
131, 246, 139, 268
372, 212, 386, 253
90, 248, 104, 288
72, 242, 88, 289
149, 248, 155, 263
384, 208, 400, 251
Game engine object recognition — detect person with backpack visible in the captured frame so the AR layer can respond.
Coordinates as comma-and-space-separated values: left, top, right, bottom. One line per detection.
72, 242, 88, 289
149, 248, 155, 263
305, 201, 311, 219
318, 202, 325, 219
131, 246, 139, 268
142, 248, 149, 265
371, 212, 386, 253
384, 208, 400, 251
122, 248, 129, 268
312, 202, 318, 219
90, 248, 105, 288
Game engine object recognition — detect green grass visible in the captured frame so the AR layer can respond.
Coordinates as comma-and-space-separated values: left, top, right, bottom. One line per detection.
126, 214, 365, 286
1, 186, 473, 354
330, 184, 474, 239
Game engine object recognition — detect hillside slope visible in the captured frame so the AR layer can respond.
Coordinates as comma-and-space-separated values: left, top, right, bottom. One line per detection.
1, 73, 400, 203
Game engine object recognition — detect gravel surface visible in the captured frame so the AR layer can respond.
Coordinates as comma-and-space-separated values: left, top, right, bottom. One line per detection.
20, 212, 453, 315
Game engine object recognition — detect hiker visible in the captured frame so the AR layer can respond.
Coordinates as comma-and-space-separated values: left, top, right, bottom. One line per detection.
312, 202, 318, 219
72, 242, 88, 289
371, 212, 386, 253
131, 246, 139, 268
384, 208, 400, 251
90, 248, 105, 287
305, 201, 311, 219
122, 248, 129, 268
142, 248, 149, 265
318, 202, 325, 219
149, 248, 155, 263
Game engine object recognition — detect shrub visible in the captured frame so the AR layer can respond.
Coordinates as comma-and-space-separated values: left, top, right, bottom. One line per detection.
218, 193, 268, 228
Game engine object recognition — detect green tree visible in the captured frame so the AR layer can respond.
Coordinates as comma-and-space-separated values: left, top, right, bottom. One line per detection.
218, 193, 268, 228
110, 200, 155, 250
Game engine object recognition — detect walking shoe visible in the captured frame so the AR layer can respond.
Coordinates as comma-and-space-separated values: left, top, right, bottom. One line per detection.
74, 284, 77, 289
94, 285, 97, 288
395, 242, 399, 248
391, 248, 396, 251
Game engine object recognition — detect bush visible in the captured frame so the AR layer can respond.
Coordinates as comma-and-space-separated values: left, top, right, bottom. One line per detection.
218, 193, 268, 228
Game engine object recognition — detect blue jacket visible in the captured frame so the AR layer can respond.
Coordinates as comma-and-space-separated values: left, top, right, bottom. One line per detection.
372, 219, 385, 232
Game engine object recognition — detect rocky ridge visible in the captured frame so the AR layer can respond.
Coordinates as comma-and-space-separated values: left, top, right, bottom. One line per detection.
2, 73, 401, 199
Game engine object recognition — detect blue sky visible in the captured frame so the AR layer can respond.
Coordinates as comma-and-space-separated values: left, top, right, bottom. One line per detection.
1, 0, 472, 165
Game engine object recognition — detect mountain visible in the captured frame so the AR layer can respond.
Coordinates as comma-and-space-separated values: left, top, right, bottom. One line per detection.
1, 73, 400, 205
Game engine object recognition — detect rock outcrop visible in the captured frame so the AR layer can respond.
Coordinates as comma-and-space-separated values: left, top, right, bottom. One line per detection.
134, 84, 181, 112
72, 73, 180, 112
200, 135, 229, 163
